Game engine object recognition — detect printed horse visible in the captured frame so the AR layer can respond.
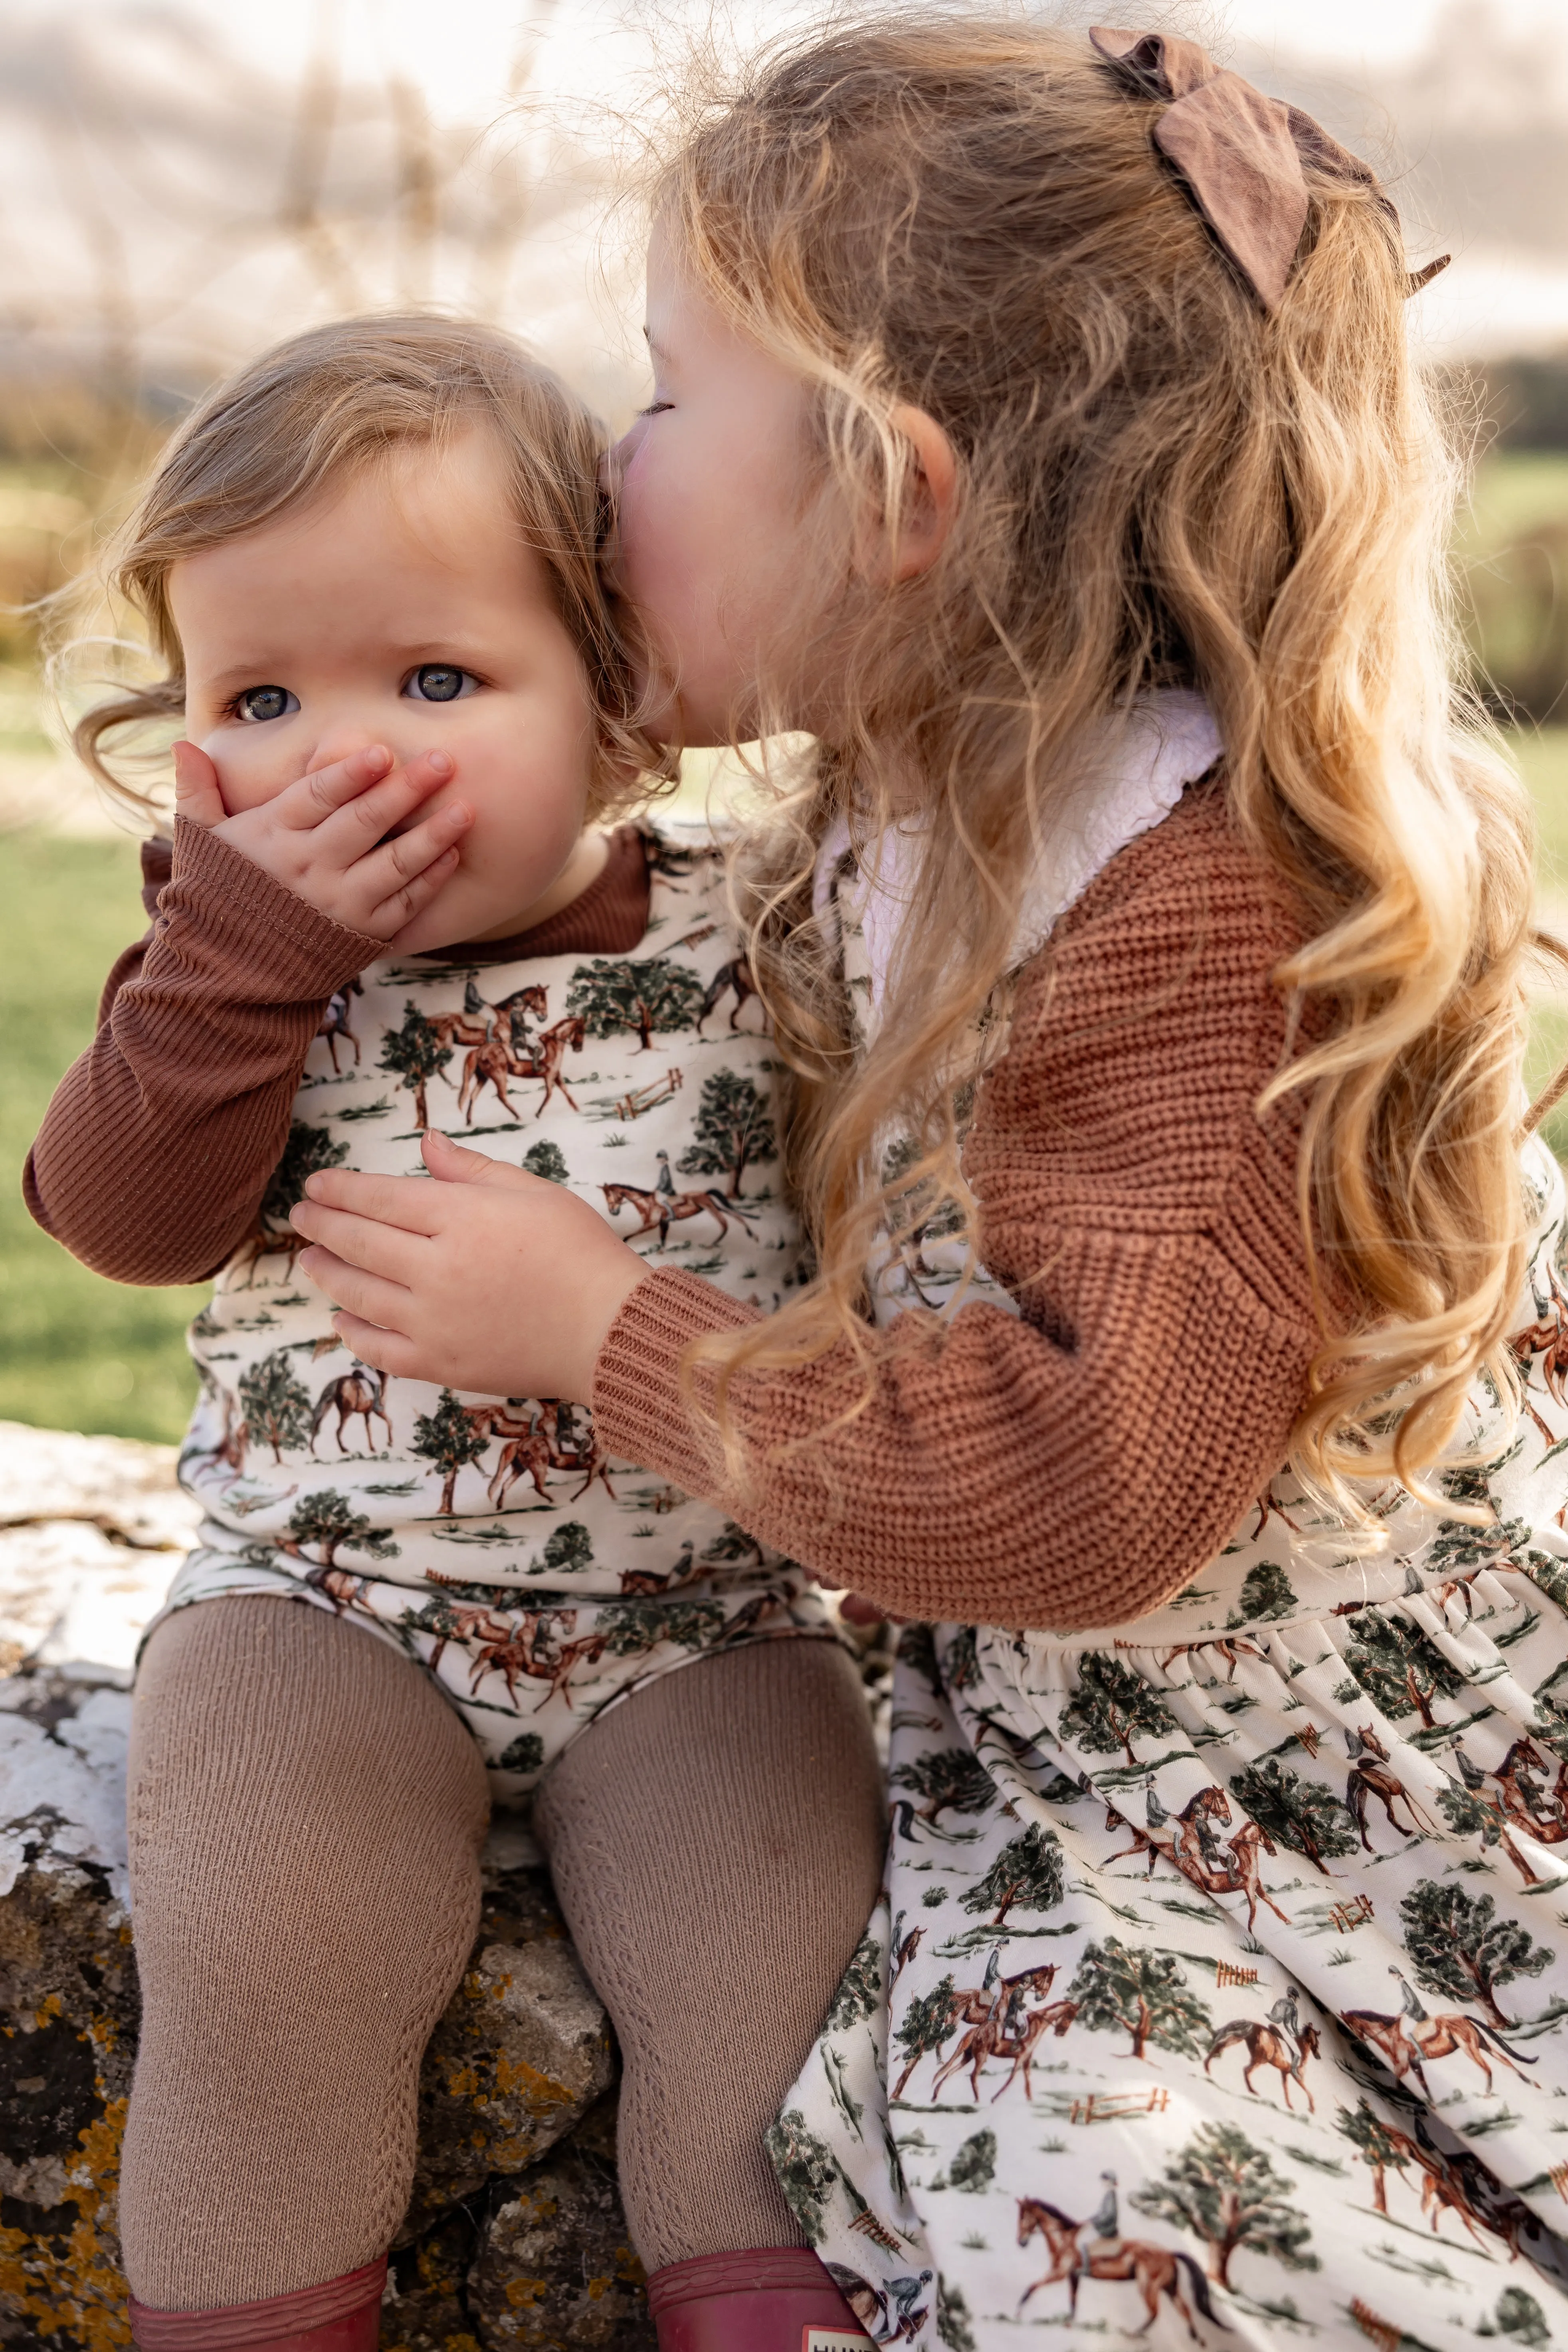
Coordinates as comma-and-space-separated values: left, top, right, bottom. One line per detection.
1107, 1783, 1289, 1930
1346, 1723, 1435, 1847
602, 1180, 758, 1249
696, 956, 759, 1035
483, 1398, 615, 1507
929, 1965, 1059, 2102
1016, 2199, 1223, 2340
458, 1014, 585, 1123
1492, 1737, 1568, 1844
317, 976, 363, 1069
310, 1366, 392, 1455
1204, 2017, 1322, 2112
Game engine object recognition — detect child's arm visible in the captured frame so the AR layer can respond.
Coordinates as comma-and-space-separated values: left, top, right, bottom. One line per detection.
289, 790, 1326, 1630
26, 743, 467, 1285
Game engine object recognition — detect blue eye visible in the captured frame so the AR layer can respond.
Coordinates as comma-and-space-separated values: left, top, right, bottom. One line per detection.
405, 664, 476, 704
236, 685, 297, 723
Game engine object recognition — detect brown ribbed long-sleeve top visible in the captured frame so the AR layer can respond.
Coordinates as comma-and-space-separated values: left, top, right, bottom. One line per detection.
590, 784, 1330, 1633
24, 817, 652, 1286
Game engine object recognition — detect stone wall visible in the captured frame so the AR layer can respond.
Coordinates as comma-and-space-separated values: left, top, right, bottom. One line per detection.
0, 1423, 656, 2352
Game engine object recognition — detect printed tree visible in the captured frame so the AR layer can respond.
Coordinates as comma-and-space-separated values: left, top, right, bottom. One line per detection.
762, 2110, 839, 2244
882, 1134, 966, 1254
497, 1732, 546, 1776
1067, 1937, 1212, 2060
1225, 1560, 1297, 1629
958, 1823, 1063, 1925
1335, 2099, 1415, 2215
598, 1596, 728, 1656
936, 2280, 976, 2352
567, 956, 706, 1053
1228, 1757, 1358, 1874
824, 1930, 883, 2033
1491, 2288, 1551, 2348
678, 1068, 777, 1197
411, 1388, 489, 1514
1131, 2122, 1317, 2288
1434, 1774, 1534, 1875
1058, 1652, 1177, 1766
534, 1521, 594, 1577
378, 1000, 453, 1129
1399, 1879, 1553, 2026
1343, 1613, 1466, 1729
284, 1489, 397, 1566
890, 1746, 996, 1827
947, 2129, 996, 2194
238, 1350, 312, 1461
891, 1974, 956, 2097
522, 1139, 569, 1184
259, 1120, 349, 1229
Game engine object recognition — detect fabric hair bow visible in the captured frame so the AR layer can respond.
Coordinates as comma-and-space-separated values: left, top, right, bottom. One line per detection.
1089, 26, 1449, 313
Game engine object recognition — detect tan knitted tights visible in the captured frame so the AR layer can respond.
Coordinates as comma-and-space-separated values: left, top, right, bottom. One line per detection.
120, 1599, 885, 2310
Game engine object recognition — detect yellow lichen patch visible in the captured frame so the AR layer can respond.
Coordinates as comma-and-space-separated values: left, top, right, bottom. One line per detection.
33, 1992, 63, 2027
491, 2055, 574, 2111
586, 2276, 609, 2300
505, 2276, 549, 2309
441, 2062, 481, 2098
614, 2247, 646, 2286
0, 2091, 131, 2351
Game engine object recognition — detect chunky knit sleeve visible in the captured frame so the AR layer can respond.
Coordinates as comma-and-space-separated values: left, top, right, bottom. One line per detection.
591, 786, 1327, 1632
24, 818, 381, 1286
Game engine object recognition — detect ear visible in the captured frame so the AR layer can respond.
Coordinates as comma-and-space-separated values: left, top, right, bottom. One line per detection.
856, 403, 959, 586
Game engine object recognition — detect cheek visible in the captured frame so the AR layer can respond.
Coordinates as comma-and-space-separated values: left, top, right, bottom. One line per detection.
199, 725, 294, 814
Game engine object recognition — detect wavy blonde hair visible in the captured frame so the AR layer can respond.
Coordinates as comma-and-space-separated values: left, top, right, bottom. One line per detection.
657, 13, 1546, 1518
66, 313, 673, 826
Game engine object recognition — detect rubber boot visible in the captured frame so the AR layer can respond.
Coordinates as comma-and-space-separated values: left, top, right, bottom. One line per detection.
127, 2256, 385, 2350
647, 2249, 877, 2352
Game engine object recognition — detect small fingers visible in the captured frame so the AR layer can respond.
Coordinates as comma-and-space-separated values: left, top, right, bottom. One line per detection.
277, 743, 394, 826
297, 1244, 414, 1331
326, 1313, 424, 1377
298, 1168, 449, 1233
289, 1199, 428, 1280
172, 740, 227, 828
320, 750, 455, 848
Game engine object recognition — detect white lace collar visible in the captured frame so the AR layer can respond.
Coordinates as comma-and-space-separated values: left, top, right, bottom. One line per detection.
812, 690, 1223, 1018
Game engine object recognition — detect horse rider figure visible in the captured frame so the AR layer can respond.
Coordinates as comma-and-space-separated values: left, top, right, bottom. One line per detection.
1085, 2171, 1122, 2266
655, 1149, 676, 1199
1267, 1987, 1305, 2066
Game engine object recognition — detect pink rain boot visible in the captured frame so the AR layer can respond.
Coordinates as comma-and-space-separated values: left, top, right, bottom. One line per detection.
648, 2249, 878, 2352
128, 2256, 385, 2352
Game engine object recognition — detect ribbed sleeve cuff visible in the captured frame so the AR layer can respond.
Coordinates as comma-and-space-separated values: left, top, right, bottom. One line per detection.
591, 1268, 761, 1497
168, 817, 385, 1000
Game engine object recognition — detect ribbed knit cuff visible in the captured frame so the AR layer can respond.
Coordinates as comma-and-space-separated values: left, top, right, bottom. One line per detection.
168, 818, 384, 1001
128, 2256, 385, 2348
591, 1267, 760, 1497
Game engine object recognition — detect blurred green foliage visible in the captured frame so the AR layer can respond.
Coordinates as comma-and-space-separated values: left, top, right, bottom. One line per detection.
0, 829, 208, 1443
1458, 452, 1568, 724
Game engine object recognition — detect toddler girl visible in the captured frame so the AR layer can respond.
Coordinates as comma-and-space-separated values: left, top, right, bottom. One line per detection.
299, 24, 1568, 2350
28, 315, 884, 2352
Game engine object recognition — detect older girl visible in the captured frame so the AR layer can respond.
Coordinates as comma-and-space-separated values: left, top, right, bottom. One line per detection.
295, 21, 1568, 2349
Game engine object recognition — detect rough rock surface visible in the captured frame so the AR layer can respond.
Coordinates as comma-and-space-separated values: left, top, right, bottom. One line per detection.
0, 1423, 655, 2352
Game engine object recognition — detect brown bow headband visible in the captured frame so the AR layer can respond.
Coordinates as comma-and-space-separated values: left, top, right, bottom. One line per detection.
1089, 27, 1449, 312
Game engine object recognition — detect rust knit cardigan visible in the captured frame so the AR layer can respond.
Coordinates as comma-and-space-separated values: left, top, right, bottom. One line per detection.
590, 782, 1329, 1633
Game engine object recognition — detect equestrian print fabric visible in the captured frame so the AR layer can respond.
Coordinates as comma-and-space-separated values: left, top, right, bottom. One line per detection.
157, 821, 835, 1800
774, 807, 1568, 2351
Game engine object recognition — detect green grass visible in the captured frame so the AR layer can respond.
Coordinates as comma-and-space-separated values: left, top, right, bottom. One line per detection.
0, 828, 208, 1443
1459, 451, 1568, 549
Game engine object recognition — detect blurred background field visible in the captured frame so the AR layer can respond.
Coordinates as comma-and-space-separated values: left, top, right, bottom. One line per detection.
4, 0, 1568, 1446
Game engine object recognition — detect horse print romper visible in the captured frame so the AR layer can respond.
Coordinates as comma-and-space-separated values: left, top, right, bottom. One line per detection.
769, 705, 1568, 2352
154, 819, 838, 1801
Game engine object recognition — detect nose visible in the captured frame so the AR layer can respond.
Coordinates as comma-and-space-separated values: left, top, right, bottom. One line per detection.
305, 719, 396, 776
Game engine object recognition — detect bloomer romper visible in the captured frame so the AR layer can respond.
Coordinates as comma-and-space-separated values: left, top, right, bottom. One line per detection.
150, 819, 838, 1802
768, 711, 1568, 2352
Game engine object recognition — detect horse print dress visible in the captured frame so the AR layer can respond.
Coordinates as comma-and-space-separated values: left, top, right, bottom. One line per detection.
774, 721, 1568, 2352
152, 819, 838, 1802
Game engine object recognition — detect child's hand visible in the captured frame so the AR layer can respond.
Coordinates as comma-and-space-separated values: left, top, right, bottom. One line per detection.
173, 739, 473, 943
289, 1131, 648, 1402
